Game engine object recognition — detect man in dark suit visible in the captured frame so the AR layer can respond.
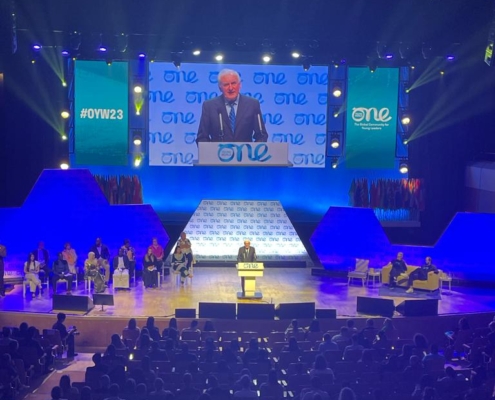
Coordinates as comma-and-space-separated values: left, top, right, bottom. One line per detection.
237, 240, 257, 294
196, 69, 269, 143
90, 238, 110, 282
33, 241, 50, 279
52, 252, 73, 295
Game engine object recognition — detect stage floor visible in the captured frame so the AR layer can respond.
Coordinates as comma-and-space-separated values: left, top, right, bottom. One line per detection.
2, 267, 495, 318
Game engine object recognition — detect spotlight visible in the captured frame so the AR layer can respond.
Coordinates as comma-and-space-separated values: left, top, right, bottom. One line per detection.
61, 135, 67, 141
333, 107, 340, 118
262, 55, 271, 63
134, 155, 142, 167
192, 49, 201, 56
133, 85, 143, 94
401, 115, 411, 125
440, 70, 445, 75
302, 60, 311, 71
331, 158, 339, 169
173, 60, 181, 69
32, 44, 42, 51
291, 51, 301, 59
385, 53, 394, 60
405, 87, 410, 93
62, 80, 67, 87
399, 162, 408, 174
214, 53, 224, 61
133, 135, 142, 146
446, 55, 455, 61
106, 58, 112, 66
403, 139, 408, 145
369, 62, 377, 73
61, 50, 69, 57
99, 46, 107, 53
60, 163, 69, 170
61, 111, 70, 119
332, 86, 342, 98
138, 52, 146, 59
330, 137, 340, 149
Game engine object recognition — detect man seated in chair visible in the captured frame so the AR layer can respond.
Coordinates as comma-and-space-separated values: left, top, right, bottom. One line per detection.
113, 248, 129, 287
387, 252, 407, 289
52, 252, 73, 295
405, 256, 438, 293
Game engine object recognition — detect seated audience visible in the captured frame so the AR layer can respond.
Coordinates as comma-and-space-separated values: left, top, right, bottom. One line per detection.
332, 327, 351, 343
161, 318, 178, 338
309, 354, 335, 382
422, 344, 446, 372
318, 333, 339, 352
144, 316, 161, 341
301, 376, 329, 400
233, 374, 257, 398
203, 320, 216, 332
285, 319, 305, 338
148, 377, 174, 400
259, 369, 284, 399
176, 372, 202, 400
52, 312, 77, 357
343, 334, 364, 361
379, 318, 399, 341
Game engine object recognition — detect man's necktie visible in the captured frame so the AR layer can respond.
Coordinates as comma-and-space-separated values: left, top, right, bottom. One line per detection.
229, 103, 236, 133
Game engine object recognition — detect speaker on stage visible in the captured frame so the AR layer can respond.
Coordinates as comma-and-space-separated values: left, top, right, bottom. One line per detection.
53, 295, 94, 312
396, 299, 438, 317
315, 309, 337, 319
92, 294, 114, 311
237, 303, 275, 320
276, 302, 316, 320
356, 296, 395, 317
175, 308, 196, 318
199, 302, 236, 319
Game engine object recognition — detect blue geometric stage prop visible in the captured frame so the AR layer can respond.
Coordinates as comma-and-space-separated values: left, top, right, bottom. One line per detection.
312, 206, 495, 281
179, 200, 310, 265
0, 169, 169, 274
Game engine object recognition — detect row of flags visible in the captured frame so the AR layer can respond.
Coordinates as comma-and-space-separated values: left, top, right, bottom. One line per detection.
349, 178, 425, 211
94, 175, 143, 205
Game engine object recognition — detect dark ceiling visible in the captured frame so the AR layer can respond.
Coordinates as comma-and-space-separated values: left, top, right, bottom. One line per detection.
4, 0, 493, 63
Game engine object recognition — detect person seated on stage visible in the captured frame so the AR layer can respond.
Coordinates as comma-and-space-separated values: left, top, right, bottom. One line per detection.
177, 232, 194, 278
121, 239, 136, 279
150, 238, 164, 273
387, 252, 408, 288
318, 333, 339, 352
90, 238, 110, 283
24, 252, 43, 298
113, 248, 130, 277
52, 252, 73, 295
32, 241, 50, 281
84, 252, 106, 293
171, 246, 189, 284
405, 256, 439, 293
143, 247, 158, 289
62, 242, 78, 276
53, 312, 78, 358
285, 319, 306, 339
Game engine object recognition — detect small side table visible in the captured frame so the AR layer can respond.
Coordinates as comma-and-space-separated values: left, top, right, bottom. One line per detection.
439, 272, 453, 294
367, 268, 382, 287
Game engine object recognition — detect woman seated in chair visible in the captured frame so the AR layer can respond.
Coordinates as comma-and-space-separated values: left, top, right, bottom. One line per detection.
24, 252, 43, 298
171, 246, 189, 284
84, 252, 106, 293
142, 247, 158, 289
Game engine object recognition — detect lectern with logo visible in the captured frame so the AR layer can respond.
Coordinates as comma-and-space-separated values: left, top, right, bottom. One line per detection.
236, 262, 264, 299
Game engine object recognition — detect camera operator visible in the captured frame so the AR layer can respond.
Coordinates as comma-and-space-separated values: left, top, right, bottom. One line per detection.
52, 313, 78, 358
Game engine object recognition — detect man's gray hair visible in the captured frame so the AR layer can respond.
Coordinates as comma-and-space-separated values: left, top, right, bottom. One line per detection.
218, 69, 241, 87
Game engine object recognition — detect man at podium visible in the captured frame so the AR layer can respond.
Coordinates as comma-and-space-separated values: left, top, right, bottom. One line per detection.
237, 240, 256, 293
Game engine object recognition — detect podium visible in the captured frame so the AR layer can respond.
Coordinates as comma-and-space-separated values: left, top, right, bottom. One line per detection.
236, 262, 264, 299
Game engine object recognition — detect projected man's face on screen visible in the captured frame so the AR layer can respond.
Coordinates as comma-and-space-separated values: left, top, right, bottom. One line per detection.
218, 72, 241, 102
